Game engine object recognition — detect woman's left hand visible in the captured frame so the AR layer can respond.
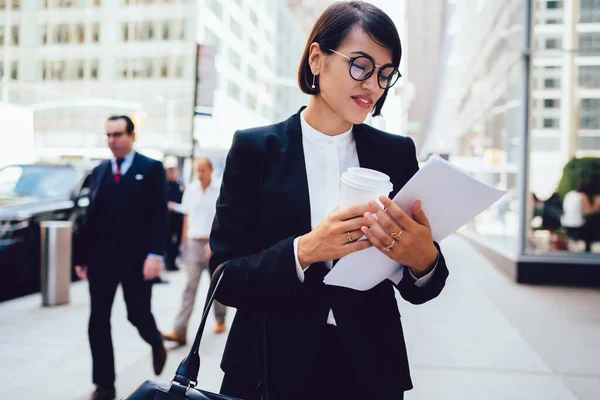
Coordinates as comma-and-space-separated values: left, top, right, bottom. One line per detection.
361, 197, 438, 278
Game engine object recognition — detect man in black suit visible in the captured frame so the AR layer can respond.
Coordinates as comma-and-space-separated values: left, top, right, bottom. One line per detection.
165, 165, 184, 271
74, 115, 168, 400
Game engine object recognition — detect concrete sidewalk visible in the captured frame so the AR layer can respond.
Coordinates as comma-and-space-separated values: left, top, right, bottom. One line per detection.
0, 236, 599, 399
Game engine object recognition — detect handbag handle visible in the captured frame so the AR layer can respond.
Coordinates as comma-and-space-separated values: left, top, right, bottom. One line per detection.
171, 263, 270, 399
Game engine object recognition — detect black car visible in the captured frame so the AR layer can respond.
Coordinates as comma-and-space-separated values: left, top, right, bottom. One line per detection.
0, 163, 93, 302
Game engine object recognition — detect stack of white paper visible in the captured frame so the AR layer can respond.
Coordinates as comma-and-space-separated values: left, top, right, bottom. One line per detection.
323, 154, 507, 291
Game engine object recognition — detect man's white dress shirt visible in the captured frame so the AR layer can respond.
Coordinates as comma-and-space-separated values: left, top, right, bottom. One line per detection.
292, 111, 436, 325
181, 180, 220, 239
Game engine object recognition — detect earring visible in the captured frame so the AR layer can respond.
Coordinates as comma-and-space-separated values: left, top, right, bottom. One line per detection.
312, 74, 316, 90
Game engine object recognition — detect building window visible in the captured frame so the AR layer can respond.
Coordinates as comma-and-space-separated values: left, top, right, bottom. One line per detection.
89, 59, 99, 79
544, 99, 560, 108
229, 49, 242, 70
544, 78, 559, 88
230, 19, 242, 40
174, 57, 183, 78
248, 65, 257, 82
49, 60, 66, 80
579, 65, 600, 88
0, 62, 17, 80
249, 9, 259, 27
543, 118, 559, 128
249, 37, 258, 54
39, 25, 48, 44
579, 32, 600, 53
581, 0, 600, 23
580, 98, 600, 129
545, 38, 560, 49
246, 92, 256, 110
208, 0, 223, 20
122, 23, 129, 41
228, 80, 241, 100
159, 58, 169, 77
546, 1, 561, 9
11, 26, 19, 46
169, 20, 184, 40
162, 21, 170, 40
91, 23, 100, 42
204, 28, 221, 52
76, 24, 85, 44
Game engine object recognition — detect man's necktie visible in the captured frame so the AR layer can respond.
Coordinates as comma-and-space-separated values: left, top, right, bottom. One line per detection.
113, 158, 124, 183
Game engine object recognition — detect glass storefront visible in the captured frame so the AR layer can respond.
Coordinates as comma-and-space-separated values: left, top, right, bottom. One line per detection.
427, 0, 600, 275
526, 0, 600, 257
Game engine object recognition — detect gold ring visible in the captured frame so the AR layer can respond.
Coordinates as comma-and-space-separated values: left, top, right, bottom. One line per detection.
391, 230, 403, 240
383, 239, 397, 252
346, 231, 353, 243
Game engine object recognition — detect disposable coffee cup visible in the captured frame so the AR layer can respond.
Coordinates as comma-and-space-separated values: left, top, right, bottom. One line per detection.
340, 167, 393, 209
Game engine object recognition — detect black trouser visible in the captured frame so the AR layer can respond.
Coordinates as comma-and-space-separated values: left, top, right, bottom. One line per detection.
88, 262, 163, 387
221, 325, 405, 400
165, 215, 182, 270
297, 325, 404, 400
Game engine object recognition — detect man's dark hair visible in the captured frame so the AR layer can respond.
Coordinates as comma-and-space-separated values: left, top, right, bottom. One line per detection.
108, 115, 135, 135
297, 1, 402, 116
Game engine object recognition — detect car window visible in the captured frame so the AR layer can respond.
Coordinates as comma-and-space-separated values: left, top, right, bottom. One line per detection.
0, 165, 79, 199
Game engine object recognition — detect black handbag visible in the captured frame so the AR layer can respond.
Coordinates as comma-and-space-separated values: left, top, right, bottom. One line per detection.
122, 263, 269, 400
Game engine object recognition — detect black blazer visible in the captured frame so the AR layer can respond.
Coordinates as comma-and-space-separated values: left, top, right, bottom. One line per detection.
209, 108, 449, 399
75, 152, 168, 267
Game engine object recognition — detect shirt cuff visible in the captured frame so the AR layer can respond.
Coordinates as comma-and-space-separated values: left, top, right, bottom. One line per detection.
293, 237, 306, 283
408, 252, 439, 288
171, 203, 186, 214
147, 253, 163, 260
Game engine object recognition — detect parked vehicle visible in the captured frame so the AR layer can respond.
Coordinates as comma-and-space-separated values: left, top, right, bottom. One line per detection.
0, 164, 93, 302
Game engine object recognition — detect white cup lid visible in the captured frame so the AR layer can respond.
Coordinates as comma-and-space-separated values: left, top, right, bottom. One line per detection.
341, 167, 393, 193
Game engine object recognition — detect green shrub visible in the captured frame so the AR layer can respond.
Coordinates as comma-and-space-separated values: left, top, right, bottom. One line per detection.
556, 157, 600, 200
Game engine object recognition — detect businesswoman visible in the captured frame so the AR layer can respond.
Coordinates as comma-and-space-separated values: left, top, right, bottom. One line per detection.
209, 2, 449, 399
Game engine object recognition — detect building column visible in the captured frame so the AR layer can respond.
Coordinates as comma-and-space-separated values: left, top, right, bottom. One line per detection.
560, 0, 579, 164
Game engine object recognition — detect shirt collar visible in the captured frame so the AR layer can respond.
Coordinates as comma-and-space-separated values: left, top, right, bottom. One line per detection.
113, 150, 135, 164
300, 110, 354, 147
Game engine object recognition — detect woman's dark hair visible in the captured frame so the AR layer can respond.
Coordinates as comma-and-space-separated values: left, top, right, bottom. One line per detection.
298, 1, 402, 116
107, 115, 135, 135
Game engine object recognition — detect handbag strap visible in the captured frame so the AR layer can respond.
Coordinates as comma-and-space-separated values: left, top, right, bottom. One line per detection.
171, 262, 270, 399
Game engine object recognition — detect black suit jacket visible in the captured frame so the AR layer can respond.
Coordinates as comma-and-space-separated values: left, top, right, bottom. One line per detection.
75, 152, 168, 268
209, 109, 449, 399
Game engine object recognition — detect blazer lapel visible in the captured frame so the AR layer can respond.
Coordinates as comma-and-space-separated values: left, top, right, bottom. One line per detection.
353, 123, 379, 171
285, 108, 312, 235
90, 160, 109, 205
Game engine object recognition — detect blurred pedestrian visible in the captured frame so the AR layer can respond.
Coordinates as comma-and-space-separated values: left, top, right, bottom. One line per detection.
74, 115, 168, 400
209, 3, 448, 400
163, 157, 227, 346
165, 162, 184, 271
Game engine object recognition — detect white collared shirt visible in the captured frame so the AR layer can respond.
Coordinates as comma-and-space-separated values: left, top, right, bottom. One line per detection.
181, 179, 220, 239
111, 150, 135, 175
292, 110, 436, 325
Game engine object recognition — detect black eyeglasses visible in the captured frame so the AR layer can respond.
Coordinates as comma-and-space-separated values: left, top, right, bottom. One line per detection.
328, 49, 401, 90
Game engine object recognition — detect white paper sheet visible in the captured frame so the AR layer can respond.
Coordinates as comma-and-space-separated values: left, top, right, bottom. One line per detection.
323, 154, 507, 291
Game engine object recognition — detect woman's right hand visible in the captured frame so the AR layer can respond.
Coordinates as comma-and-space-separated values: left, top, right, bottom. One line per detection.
297, 204, 373, 269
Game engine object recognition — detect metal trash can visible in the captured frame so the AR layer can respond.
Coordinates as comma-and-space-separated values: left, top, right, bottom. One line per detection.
40, 221, 73, 306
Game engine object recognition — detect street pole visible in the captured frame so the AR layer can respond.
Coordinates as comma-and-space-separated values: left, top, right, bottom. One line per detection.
2, 0, 13, 103
518, 0, 533, 257
189, 43, 200, 184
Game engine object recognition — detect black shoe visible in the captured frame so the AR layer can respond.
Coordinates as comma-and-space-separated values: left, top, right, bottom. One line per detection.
152, 342, 167, 375
149, 277, 170, 285
87, 385, 116, 400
